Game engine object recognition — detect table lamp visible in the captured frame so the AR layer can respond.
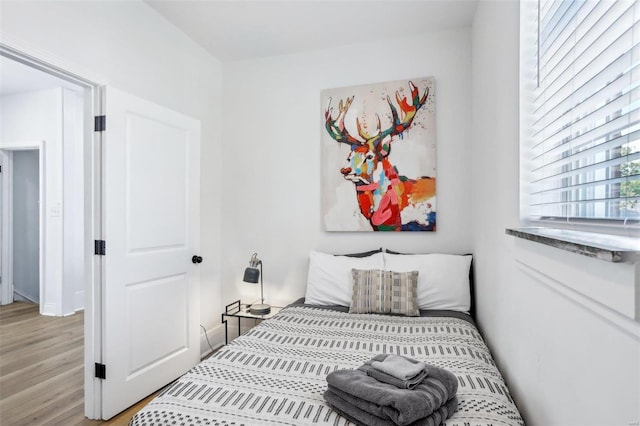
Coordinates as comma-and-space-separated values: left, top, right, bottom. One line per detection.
242, 253, 270, 315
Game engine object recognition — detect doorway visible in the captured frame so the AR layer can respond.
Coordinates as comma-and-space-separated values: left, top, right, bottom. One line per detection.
0, 145, 45, 309
0, 47, 101, 420
0, 56, 86, 316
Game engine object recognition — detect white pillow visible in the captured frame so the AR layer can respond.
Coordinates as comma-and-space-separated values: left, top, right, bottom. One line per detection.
305, 250, 384, 306
383, 253, 472, 313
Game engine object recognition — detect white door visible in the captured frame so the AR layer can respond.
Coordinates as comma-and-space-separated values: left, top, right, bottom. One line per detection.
101, 87, 201, 419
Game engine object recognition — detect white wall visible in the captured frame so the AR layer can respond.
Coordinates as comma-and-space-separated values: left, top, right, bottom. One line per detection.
221, 28, 473, 306
471, 2, 640, 425
12, 149, 39, 302
0, 1, 223, 331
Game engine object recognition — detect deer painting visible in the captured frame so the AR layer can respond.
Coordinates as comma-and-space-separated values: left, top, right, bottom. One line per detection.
323, 80, 436, 231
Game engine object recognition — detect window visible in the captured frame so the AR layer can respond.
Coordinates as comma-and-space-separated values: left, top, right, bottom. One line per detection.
521, 0, 640, 235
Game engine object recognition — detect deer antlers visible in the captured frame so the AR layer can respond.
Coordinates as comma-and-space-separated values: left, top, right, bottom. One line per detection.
324, 96, 362, 145
325, 81, 429, 149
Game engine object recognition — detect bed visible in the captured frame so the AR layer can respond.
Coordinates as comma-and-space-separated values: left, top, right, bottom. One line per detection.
130, 251, 524, 426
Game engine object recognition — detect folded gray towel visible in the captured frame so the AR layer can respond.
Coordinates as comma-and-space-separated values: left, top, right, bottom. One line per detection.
325, 368, 458, 426
324, 388, 458, 426
360, 364, 428, 389
361, 354, 429, 389
371, 354, 426, 380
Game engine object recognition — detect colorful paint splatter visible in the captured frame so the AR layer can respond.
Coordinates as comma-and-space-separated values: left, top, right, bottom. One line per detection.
321, 78, 436, 232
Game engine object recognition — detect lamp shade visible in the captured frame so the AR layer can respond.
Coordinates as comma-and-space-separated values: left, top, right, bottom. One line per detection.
243, 267, 260, 284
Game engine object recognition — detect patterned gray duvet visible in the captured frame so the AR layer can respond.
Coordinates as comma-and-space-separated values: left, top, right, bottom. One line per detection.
129, 304, 524, 426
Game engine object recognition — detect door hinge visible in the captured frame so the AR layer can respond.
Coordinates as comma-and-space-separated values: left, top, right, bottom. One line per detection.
95, 363, 106, 379
94, 240, 106, 256
94, 115, 106, 132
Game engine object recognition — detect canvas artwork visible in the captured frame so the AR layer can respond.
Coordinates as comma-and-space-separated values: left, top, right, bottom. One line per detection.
321, 77, 436, 231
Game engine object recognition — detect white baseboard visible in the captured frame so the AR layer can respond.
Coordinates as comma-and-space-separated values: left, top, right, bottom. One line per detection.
13, 289, 37, 303
41, 302, 58, 316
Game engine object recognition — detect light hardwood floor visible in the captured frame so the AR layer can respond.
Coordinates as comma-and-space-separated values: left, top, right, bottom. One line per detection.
0, 302, 153, 425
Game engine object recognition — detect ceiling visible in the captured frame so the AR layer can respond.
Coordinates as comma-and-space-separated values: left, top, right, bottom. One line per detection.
146, 0, 478, 62
0, 1, 478, 95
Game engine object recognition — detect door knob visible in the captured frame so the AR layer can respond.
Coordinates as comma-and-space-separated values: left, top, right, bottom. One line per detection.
192, 255, 203, 264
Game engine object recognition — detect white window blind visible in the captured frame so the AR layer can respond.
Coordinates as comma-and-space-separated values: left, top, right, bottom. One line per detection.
525, 0, 640, 228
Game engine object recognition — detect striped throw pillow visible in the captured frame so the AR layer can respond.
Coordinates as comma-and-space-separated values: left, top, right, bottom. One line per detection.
349, 269, 419, 316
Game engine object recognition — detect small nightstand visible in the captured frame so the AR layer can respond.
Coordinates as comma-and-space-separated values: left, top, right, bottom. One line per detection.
221, 300, 283, 344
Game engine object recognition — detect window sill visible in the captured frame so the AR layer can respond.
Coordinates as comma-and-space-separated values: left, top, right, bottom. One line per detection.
505, 227, 640, 263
